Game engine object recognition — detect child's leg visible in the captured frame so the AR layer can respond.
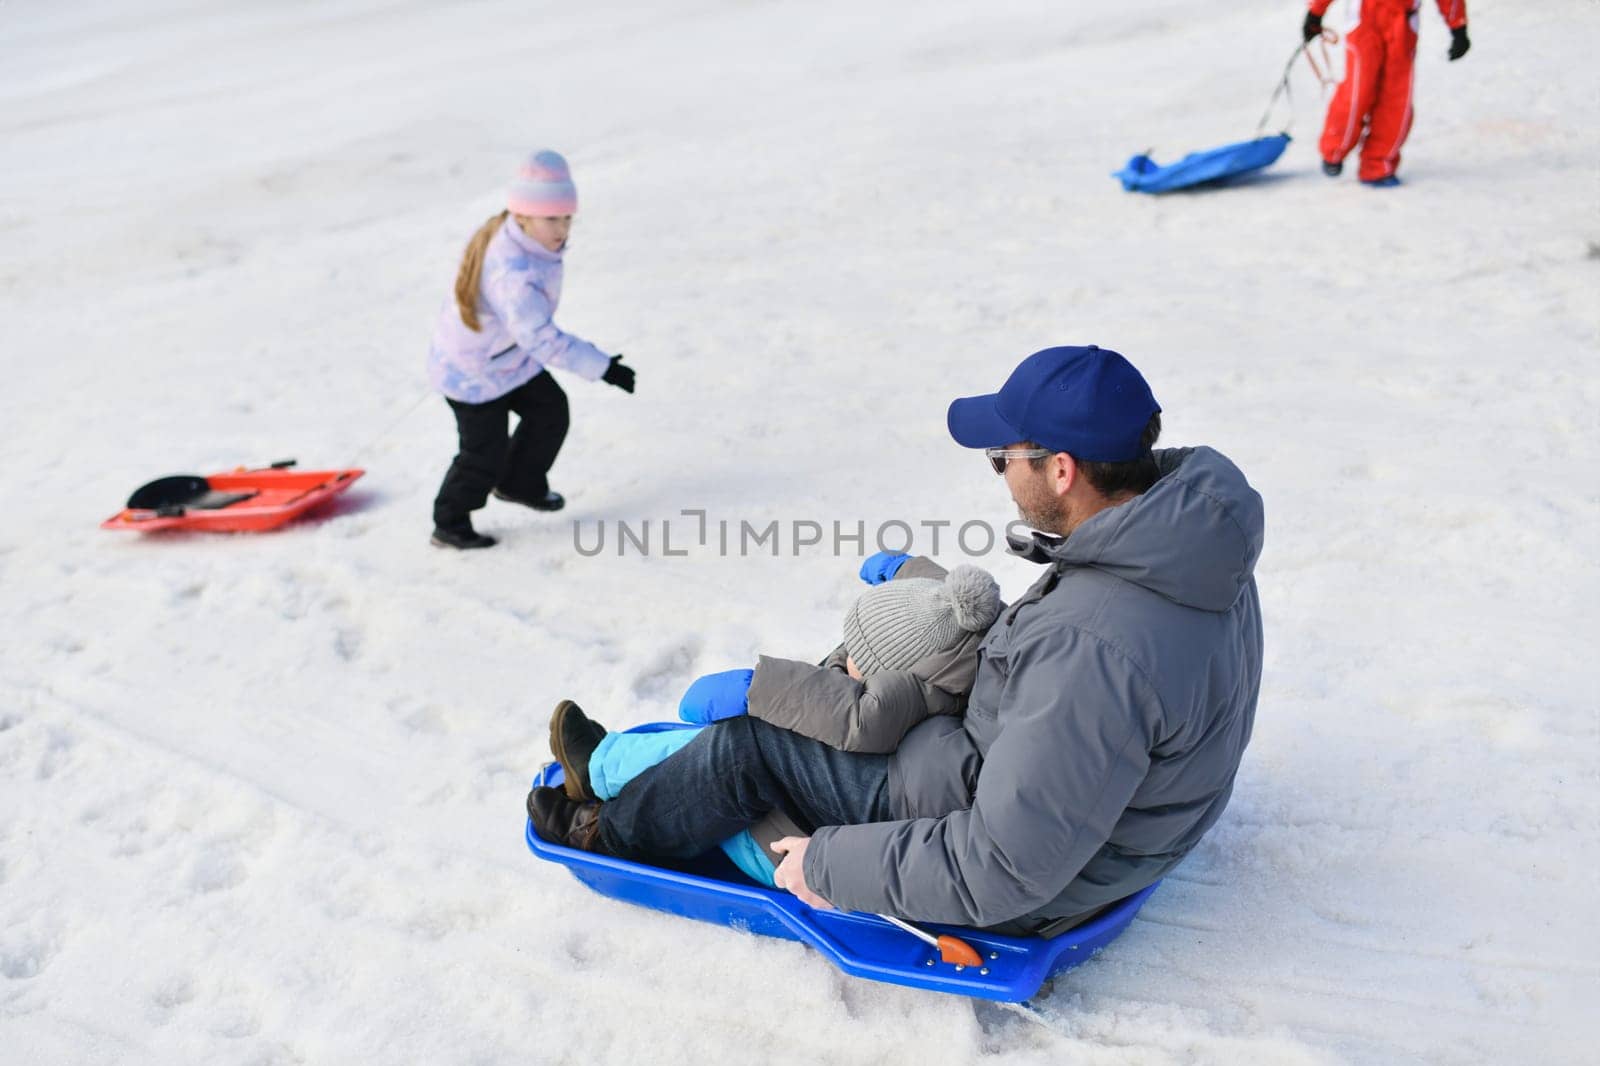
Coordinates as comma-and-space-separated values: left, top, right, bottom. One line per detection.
1318, 23, 1385, 167
433, 396, 510, 530
499, 371, 569, 500
1357, 13, 1418, 182
588, 728, 702, 800
588, 727, 780, 887
718, 832, 779, 887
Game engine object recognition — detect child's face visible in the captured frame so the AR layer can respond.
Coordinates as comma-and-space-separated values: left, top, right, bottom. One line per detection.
845, 654, 863, 681
514, 213, 572, 252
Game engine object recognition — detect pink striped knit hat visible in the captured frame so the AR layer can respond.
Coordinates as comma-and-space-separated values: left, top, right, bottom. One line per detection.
507, 149, 578, 216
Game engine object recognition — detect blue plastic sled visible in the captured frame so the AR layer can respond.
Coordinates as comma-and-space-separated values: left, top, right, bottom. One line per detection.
525, 722, 1157, 1002
1113, 132, 1290, 193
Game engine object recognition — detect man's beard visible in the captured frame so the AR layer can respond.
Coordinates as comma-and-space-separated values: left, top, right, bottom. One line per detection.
1015, 481, 1068, 536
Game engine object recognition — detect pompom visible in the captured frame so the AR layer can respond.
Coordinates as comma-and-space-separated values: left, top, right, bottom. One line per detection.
943, 565, 1001, 632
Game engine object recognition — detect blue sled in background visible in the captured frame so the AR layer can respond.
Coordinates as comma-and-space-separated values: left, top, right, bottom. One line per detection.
525, 722, 1157, 1002
1114, 132, 1291, 193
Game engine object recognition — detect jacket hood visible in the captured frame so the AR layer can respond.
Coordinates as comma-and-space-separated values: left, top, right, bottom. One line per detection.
908, 625, 985, 696
1015, 446, 1264, 611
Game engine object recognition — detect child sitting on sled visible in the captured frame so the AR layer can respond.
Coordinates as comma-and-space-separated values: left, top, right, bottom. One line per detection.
533, 554, 1002, 886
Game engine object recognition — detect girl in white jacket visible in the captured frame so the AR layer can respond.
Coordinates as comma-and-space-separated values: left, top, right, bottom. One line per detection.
426, 150, 636, 549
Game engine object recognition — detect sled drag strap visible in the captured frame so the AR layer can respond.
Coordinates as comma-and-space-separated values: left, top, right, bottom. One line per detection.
1256, 31, 1340, 136
1256, 43, 1303, 135
1303, 28, 1340, 92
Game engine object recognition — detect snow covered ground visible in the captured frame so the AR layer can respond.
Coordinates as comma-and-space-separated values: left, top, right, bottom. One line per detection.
2, 0, 1596, 1062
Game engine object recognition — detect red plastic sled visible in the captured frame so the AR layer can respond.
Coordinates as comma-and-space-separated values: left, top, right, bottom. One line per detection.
101, 462, 364, 533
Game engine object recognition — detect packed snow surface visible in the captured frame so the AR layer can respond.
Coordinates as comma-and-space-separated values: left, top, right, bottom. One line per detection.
2, 1, 1596, 1063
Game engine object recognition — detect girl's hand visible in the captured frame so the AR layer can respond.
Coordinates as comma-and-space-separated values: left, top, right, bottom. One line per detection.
602, 354, 636, 393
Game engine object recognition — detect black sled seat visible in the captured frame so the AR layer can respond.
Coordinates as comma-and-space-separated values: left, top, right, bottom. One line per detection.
125, 475, 258, 517
101, 461, 364, 534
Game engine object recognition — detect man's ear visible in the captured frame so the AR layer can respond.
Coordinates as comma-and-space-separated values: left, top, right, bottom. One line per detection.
1050, 452, 1077, 494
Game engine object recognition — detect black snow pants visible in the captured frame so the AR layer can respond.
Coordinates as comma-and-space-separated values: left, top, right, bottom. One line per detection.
432, 370, 569, 531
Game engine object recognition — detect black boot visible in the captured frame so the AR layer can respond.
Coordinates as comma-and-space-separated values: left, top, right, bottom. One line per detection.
493, 488, 565, 512
527, 786, 604, 852
549, 699, 608, 802
430, 524, 497, 550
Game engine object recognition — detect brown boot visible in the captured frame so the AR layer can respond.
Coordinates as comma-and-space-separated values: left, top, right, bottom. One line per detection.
526, 786, 603, 852
548, 699, 608, 802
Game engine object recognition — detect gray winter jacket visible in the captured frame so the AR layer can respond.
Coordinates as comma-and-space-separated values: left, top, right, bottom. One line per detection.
745, 556, 985, 754
805, 446, 1265, 932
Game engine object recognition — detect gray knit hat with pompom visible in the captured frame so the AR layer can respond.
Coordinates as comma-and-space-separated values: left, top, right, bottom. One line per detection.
842, 565, 1002, 675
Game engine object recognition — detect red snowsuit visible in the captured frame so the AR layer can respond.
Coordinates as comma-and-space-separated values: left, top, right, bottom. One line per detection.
1310, 0, 1467, 181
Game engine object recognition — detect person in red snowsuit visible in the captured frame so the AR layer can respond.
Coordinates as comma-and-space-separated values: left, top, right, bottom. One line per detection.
1303, 0, 1470, 186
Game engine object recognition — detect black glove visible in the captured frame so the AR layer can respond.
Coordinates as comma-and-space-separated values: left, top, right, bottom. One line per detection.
601, 354, 635, 394
1302, 11, 1322, 42
1448, 25, 1470, 61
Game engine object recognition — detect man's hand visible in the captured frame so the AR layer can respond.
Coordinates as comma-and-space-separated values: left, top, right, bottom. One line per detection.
1448, 25, 1470, 61
771, 836, 833, 910
1302, 11, 1322, 42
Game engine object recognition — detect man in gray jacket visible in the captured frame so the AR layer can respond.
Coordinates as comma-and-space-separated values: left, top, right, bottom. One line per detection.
530, 344, 1264, 934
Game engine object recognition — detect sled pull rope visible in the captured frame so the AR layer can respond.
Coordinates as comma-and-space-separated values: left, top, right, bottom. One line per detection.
1255, 30, 1339, 136
347, 387, 435, 466
1256, 43, 1304, 135
1303, 27, 1340, 92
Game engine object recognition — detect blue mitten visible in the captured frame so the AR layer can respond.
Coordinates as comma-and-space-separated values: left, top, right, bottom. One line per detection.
859, 551, 910, 585
678, 669, 755, 724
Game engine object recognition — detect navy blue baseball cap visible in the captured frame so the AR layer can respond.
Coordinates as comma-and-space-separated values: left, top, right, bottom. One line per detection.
946, 345, 1161, 462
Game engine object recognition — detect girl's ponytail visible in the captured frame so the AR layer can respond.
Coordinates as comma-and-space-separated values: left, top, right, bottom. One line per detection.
454, 210, 508, 332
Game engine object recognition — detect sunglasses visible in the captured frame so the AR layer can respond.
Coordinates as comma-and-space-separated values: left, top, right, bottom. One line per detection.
985, 447, 1052, 475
